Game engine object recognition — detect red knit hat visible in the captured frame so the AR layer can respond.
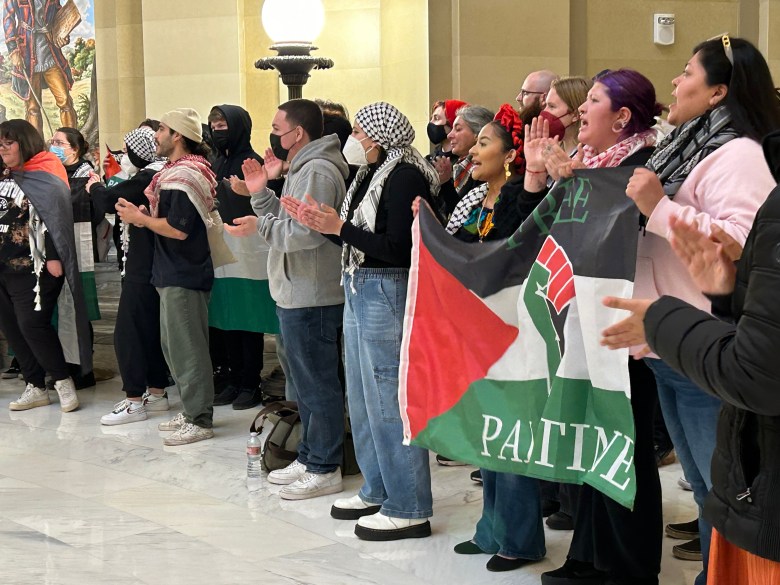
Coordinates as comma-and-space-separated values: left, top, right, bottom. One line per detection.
444, 99, 468, 127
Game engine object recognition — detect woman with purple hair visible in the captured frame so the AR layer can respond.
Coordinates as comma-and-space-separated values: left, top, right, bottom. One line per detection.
523, 69, 666, 585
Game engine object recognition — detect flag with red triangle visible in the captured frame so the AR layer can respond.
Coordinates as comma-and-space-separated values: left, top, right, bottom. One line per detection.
400, 167, 641, 508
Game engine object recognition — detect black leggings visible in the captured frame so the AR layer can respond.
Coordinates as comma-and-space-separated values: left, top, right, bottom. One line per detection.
0, 270, 68, 387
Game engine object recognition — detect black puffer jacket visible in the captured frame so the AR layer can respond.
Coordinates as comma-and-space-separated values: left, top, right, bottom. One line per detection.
644, 130, 780, 562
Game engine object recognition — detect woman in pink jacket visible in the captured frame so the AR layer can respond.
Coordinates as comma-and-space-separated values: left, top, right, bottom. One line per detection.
623, 35, 780, 585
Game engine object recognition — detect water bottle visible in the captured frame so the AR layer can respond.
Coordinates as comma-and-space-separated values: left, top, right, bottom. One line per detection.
247, 432, 262, 491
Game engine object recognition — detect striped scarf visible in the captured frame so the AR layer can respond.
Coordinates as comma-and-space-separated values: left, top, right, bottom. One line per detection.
145, 154, 216, 217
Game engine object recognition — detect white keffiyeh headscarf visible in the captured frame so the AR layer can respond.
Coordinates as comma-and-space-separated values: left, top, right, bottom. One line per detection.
340, 102, 439, 276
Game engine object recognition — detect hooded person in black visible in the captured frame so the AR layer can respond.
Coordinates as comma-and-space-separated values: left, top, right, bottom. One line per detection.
207, 105, 279, 410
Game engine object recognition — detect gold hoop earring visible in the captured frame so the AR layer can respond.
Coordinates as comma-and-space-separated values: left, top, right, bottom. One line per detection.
504, 162, 511, 179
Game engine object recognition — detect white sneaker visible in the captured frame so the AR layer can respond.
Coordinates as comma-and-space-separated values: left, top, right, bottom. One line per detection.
158, 412, 185, 431
279, 469, 343, 500
163, 422, 214, 446
142, 391, 170, 412
9, 384, 50, 411
101, 399, 148, 426
54, 378, 79, 412
267, 459, 307, 485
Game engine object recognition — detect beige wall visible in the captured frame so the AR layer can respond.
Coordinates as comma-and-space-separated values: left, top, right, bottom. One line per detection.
95, 0, 147, 153
94, 0, 780, 159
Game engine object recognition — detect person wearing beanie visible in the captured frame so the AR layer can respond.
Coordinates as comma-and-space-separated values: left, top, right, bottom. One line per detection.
116, 107, 218, 446
87, 126, 170, 426
226, 98, 348, 500
206, 104, 278, 411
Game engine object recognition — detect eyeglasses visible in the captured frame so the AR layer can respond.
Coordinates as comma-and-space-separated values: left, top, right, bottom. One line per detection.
0, 140, 17, 150
49, 139, 69, 147
519, 89, 545, 99
708, 33, 734, 65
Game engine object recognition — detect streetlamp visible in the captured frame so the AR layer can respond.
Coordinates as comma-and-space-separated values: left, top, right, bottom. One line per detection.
255, 0, 334, 101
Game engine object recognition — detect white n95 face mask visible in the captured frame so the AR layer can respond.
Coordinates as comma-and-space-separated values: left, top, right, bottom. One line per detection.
120, 154, 139, 178
342, 135, 369, 166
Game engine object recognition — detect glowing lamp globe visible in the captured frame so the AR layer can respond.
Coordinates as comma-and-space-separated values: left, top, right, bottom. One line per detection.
261, 0, 325, 45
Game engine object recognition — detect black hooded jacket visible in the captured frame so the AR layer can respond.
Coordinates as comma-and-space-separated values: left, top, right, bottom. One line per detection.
644, 130, 780, 561
210, 105, 263, 224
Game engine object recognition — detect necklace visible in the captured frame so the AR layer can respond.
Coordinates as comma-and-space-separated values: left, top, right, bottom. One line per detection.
476, 204, 495, 242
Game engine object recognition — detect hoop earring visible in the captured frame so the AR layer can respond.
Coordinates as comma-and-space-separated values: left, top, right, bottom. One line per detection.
612, 120, 627, 134
504, 162, 511, 179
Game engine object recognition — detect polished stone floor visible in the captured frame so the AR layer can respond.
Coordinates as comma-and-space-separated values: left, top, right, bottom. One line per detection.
0, 375, 701, 585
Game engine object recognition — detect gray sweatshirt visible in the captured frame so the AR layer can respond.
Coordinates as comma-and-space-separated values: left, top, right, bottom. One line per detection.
251, 134, 349, 309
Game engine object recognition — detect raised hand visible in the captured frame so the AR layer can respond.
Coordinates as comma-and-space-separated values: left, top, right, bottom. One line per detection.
262, 148, 285, 180
434, 156, 453, 185
297, 194, 344, 235
625, 168, 665, 218
524, 116, 550, 173
224, 215, 258, 237
600, 297, 654, 353
669, 216, 737, 295
542, 140, 573, 181
241, 158, 268, 194
228, 175, 250, 196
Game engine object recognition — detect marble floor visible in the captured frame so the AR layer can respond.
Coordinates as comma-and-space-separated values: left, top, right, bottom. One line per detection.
0, 375, 701, 585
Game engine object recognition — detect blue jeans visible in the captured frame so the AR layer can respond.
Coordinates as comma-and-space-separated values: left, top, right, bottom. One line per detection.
277, 305, 344, 474
474, 470, 546, 560
344, 269, 432, 519
645, 358, 721, 585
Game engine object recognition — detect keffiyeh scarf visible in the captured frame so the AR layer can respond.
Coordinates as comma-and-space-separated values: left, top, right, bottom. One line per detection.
445, 183, 489, 234
646, 105, 738, 197
341, 102, 439, 275
583, 130, 657, 169
144, 154, 216, 218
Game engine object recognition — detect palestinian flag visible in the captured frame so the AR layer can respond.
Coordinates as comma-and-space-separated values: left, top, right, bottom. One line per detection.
400, 167, 641, 508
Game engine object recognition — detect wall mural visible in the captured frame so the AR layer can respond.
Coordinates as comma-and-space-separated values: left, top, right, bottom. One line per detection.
0, 0, 96, 150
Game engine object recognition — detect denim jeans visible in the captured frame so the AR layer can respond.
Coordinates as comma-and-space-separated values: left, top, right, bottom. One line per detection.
277, 304, 344, 474
344, 269, 433, 519
645, 358, 721, 585
474, 470, 546, 559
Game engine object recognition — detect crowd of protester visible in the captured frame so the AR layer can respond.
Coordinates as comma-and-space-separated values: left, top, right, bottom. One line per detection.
1, 33, 779, 585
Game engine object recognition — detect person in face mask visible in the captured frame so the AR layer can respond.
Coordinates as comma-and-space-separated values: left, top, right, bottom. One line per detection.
226, 99, 349, 501
50, 127, 100, 390
205, 105, 278, 412
426, 99, 467, 163
86, 126, 170, 426
539, 77, 592, 154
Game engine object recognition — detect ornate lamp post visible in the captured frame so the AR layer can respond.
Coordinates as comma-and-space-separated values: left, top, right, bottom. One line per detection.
255, 0, 333, 100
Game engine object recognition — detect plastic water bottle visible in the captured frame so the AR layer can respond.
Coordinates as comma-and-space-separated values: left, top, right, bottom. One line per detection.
247, 432, 262, 491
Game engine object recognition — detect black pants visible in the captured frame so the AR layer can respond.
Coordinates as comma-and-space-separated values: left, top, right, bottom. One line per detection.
567, 358, 663, 585
224, 329, 264, 389
114, 280, 168, 397
0, 270, 67, 387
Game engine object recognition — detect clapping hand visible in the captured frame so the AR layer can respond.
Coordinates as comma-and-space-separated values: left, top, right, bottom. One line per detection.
296, 194, 344, 235
668, 216, 739, 295
434, 156, 453, 185
262, 148, 285, 180
600, 297, 654, 357
241, 159, 268, 194
543, 141, 584, 181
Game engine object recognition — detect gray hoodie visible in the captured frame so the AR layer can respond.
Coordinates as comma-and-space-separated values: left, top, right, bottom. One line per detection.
251, 134, 348, 309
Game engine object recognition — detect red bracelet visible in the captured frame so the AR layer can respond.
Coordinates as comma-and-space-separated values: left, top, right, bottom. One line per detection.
526, 168, 547, 175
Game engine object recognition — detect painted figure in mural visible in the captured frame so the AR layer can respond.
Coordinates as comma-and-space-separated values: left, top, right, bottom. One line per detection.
2, 0, 78, 133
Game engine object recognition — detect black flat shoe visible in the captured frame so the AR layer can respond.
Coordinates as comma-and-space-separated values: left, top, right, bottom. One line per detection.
545, 511, 574, 531
486, 555, 534, 572
213, 384, 240, 406
541, 558, 607, 585
232, 386, 263, 410
672, 538, 702, 561
665, 518, 699, 539
454, 540, 488, 555
470, 469, 483, 485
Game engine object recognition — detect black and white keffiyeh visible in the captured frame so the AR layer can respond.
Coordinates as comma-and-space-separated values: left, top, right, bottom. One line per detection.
340, 102, 439, 275
647, 105, 738, 197
445, 183, 489, 234
124, 127, 160, 165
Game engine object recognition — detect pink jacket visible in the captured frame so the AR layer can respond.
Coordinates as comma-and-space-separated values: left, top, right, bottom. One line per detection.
634, 137, 775, 314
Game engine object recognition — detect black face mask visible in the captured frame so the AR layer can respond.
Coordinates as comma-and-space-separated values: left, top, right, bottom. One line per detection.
269, 127, 298, 161
427, 122, 449, 145
211, 129, 230, 153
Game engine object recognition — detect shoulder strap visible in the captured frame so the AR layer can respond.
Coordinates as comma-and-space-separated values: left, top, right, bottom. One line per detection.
249, 400, 298, 433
